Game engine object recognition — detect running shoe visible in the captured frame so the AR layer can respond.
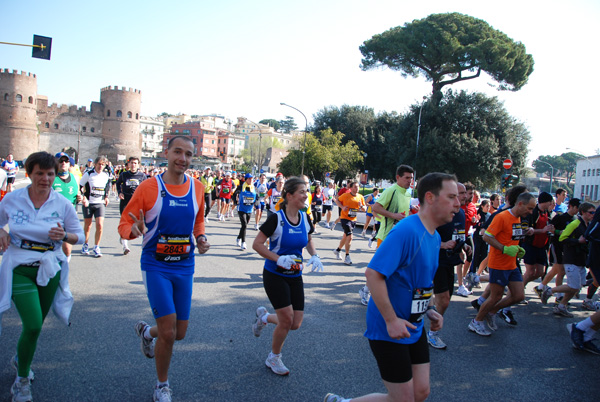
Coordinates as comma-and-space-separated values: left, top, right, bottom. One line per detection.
568, 323, 585, 350
468, 319, 492, 336
329, 222, 336, 231
11, 377, 32, 402
553, 305, 574, 317
10, 355, 34, 382
92, 245, 102, 258
134, 320, 155, 359
485, 313, 498, 331
324, 393, 344, 402
252, 306, 268, 337
471, 299, 481, 311
582, 299, 600, 311
361, 231, 366, 238
333, 249, 341, 260
368, 238, 373, 248
359, 286, 370, 306
324, 223, 330, 229
265, 353, 290, 375
254, 224, 259, 230
123, 245, 131, 255
153, 385, 172, 402
81, 243, 89, 255
344, 255, 352, 265
241, 242, 247, 250
534, 285, 545, 299
497, 309, 517, 325
456, 285, 472, 297
463, 273, 474, 291
427, 331, 447, 349
582, 340, 600, 355
541, 287, 553, 305
236, 238, 242, 248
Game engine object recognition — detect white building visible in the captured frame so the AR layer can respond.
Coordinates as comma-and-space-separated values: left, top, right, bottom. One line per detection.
140, 116, 166, 158
574, 154, 600, 202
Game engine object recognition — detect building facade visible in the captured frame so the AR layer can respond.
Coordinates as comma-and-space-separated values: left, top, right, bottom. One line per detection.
140, 116, 166, 158
574, 154, 600, 202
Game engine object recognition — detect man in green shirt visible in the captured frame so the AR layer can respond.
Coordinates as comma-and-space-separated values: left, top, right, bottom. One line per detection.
52, 152, 82, 260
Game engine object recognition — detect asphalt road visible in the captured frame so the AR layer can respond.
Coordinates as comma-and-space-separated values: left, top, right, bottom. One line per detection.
1, 175, 598, 401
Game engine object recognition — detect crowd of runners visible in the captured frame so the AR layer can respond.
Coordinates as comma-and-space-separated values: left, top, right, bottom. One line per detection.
0, 141, 599, 402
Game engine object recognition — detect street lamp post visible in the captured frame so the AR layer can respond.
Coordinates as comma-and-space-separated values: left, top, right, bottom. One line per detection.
280, 102, 308, 176
245, 118, 263, 173
362, 152, 368, 194
534, 159, 554, 193
414, 98, 425, 179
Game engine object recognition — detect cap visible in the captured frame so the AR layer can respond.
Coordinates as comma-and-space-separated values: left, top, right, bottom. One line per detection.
276, 172, 283, 177
245, 173, 254, 179
68, 157, 75, 166
538, 191, 553, 204
225, 171, 232, 176
55, 152, 68, 159
88, 158, 93, 162
204, 166, 211, 171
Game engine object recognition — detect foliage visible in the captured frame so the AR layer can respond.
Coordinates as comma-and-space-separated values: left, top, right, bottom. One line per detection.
359, 12, 534, 104
240, 137, 286, 168
277, 129, 364, 182
533, 152, 583, 190
279, 116, 298, 133
259, 119, 281, 131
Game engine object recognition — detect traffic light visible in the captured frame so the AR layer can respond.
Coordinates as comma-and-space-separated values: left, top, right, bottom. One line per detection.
509, 174, 519, 186
501, 174, 510, 189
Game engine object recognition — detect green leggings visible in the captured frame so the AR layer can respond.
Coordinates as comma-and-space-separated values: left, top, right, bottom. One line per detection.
12, 265, 61, 378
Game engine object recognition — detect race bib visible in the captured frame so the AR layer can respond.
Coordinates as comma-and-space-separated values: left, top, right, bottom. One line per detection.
20, 239, 54, 252
348, 208, 358, 217
243, 196, 254, 205
155, 234, 191, 262
452, 229, 466, 241
314, 205, 322, 212
276, 255, 303, 275
223, 187, 230, 194
512, 223, 526, 240
409, 287, 433, 323
91, 186, 105, 198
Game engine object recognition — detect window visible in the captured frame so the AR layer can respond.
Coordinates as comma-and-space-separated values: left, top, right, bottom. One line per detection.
116, 110, 122, 118
16, 94, 22, 102
583, 170, 587, 177
28, 96, 33, 104
107, 110, 111, 117
91, 127, 95, 133
588, 169, 592, 176
3, 93, 7, 101
54, 123, 59, 129
45, 122, 49, 128
175, 129, 179, 133
127, 111, 132, 118
593, 169, 596, 177
82, 127, 87, 132
597, 169, 600, 176
182, 129, 190, 134
136, 113, 139, 119
212, 140, 215, 144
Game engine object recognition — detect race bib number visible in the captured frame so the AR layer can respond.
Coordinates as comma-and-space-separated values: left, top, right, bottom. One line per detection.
409, 287, 433, 323
348, 208, 358, 217
276, 255, 303, 275
512, 223, 526, 240
314, 205, 322, 212
91, 186, 105, 198
243, 196, 254, 205
272, 196, 280, 204
20, 239, 54, 252
155, 234, 191, 262
452, 229, 466, 241
223, 187, 230, 194
259, 192, 266, 198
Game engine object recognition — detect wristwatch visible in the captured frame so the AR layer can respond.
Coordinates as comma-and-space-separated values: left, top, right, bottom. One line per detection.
63, 233, 69, 242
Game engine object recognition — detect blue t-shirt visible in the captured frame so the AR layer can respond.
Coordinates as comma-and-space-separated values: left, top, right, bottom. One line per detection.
554, 202, 568, 215
238, 189, 256, 214
365, 214, 441, 344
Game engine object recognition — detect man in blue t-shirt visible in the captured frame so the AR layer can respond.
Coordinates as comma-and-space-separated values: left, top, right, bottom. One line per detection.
325, 172, 461, 402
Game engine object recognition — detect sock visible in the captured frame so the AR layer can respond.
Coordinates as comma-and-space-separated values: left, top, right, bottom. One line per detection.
478, 296, 486, 305
261, 313, 269, 325
122, 239, 128, 247
157, 380, 169, 388
67, 255, 71, 263
143, 326, 153, 340
346, 253, 350, 256
363, 285, 369, 293
576, 317, 594, 332
583, 328, 597, 342
269, 351, 281, 358
536, 283, 543, 290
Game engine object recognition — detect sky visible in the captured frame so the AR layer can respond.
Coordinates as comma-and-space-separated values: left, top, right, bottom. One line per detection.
1, 0, 599, 164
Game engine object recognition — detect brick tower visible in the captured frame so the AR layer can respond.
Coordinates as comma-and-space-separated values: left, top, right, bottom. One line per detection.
98, 86, 142, 163
0, 69, 39, 160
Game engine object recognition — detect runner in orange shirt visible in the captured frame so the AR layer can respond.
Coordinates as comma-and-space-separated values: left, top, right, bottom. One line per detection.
334, 181, 366, 265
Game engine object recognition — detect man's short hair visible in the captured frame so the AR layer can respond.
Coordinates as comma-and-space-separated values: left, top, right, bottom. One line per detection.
568, 198, 581, 208
94, 156, 108, 165
128, 156, 140, 164
396, 165, 414, 177
416, 172, 457, 204
580, 202, 595, 214
167, 135, 194, 149
556, 188, 566, 196
463, 181, 475, 192
506, 185, 528, 207
515, 192, 535, 206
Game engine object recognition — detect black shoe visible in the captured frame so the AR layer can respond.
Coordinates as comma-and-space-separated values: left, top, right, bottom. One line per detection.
471, 299, 481, 311
569, 323, 585, 350
498, 310, 517, 325
583, 340, 600, 355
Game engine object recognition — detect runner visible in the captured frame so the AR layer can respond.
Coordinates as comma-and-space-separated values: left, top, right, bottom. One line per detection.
52, 152, 83, 261
522, 192, 555, 288
116, 156, 146, 255
311, 183, 325, 234
0, 151, 84, 402
330, 181, 352, 231
456, 182, 478, 297
118, 136, 209, 402
554, 188, 568, 215
254, 174, 268, 230
362, 188, 379, 238
251, 176, 323, 376
334, 181, 366, 265
0, 166, 7, 201
322, 181, 336, 228
200, 167, 214, 222
236, 173, 256, 250
217, 171, 235, 221
79, 156, 111, 257
266, 176, 284, 219
468, 192, 535, 336
324, 172, 458, 402
2, 153, 19, 193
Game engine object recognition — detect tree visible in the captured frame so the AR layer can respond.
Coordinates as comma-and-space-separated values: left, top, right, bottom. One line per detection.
277, 129, 364, 182
259, 119, 281, 131
279, 116, 298, 133
533, 152, 583, 190
359, 13, 534, 104
240, 137, 286, 168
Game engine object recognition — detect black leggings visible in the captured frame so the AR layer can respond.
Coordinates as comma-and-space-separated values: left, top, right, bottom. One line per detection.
204, 193, 212, 217
312, 209, 322, 225
238, 211, 251, 242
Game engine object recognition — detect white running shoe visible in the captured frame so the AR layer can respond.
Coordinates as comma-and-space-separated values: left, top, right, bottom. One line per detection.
324, 223, 330, 229
324, 393, 345, 402
265, 353, 290, 375
236, 238, 242, 248
134, 321, 155, 359
92, 245, 102, 258
11, 377, 32, 402
329, 222, 336, 231
344, 255, 352, 265
241, 242, 247, 250
252, 306, 268, 337
11, 355, 34, 383
368, 238, 373, 248
361, 231, 366, 238
456, 285, 472, 297
485, 313, 498, 331
123, 245, 131, 255
205, 217, 210, 223
254, 224, 259, 230
427, 331, 447, 349
333, 249, 341, 260
153, 385, 172, 402
468, 319, 492, 336
359, 286, 370, 306
81, 243, 89, 255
